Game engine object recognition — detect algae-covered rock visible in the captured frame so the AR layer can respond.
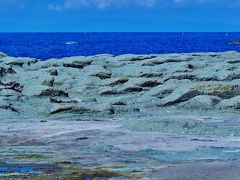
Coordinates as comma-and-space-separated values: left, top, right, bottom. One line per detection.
0, 52, 6, 59
179, 95, 222, 110
195, 82, 240, 99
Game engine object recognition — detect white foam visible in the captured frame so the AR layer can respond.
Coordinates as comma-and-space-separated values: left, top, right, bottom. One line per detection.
65, 41, 78, 45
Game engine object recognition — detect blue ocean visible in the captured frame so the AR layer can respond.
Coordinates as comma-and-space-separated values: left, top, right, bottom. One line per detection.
0, 32, 240, 60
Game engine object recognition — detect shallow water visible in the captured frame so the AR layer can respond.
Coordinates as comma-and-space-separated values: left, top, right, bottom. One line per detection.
0, 164, 59, 174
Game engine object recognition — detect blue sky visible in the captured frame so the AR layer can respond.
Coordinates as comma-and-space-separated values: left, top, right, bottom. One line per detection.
0, 0, 240, 32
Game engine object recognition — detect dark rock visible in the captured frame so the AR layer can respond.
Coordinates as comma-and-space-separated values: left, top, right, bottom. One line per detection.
50, 105, 91, 115
164, 74, 197, 82
0, 66, 16, 77
156, 89, 174, 99
185, 64, 195, 69
160, 88, 201, 106
140, 73, 163, 78
91, 71, 112, 79
49, 69, 58, 76
224, 73, 240, 81
40, 89, 69, 97
109, 77, 129, 86
0, 104, 19, 113
0, 81, 23, 93
111, 101, 127, 106
227, 60, 240, 64
123, 87, 143, 93
128, 55, 157, 61
63, 60, 92, 69
138, 80, 161, 88
100, 89, 119, 96
75, 137, 88, 141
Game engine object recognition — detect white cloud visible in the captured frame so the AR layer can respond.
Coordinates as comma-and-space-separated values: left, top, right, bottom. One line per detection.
48, 0, 157, 11
48, 0, 240, 11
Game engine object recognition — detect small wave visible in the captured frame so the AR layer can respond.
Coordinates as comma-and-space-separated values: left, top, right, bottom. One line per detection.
65, 41, 78, 45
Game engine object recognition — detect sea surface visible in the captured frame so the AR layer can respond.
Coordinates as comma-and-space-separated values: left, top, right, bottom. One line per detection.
0, 32, 240, 60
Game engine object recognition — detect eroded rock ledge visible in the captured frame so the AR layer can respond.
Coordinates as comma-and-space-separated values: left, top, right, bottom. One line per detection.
1, 51, 240, 118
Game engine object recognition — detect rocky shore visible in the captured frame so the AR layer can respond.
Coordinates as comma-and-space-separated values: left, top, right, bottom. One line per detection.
1, 51, 240, 118
2, 51, 240, 178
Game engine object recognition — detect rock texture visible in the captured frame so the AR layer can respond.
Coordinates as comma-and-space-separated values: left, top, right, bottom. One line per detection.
1, 51, 240, 118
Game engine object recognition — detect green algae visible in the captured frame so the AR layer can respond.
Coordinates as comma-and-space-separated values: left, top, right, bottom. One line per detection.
16, 154, 48, 160
196, 83, 240, 98
49, 163, 133, 180
0, 54, 5, 59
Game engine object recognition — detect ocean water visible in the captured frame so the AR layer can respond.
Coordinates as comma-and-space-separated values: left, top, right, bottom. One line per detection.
0, 32, 240, 60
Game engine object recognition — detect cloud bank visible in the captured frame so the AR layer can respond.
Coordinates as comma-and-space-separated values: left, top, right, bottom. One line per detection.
48, 0, 240, 11
48, 0, 157, 11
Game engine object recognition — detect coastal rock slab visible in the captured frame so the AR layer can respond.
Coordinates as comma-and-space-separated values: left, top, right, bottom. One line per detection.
179, 95, 222, 110
1, 52, 240, 117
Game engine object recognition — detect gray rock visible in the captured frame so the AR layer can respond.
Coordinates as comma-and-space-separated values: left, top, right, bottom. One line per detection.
159, 86, 201, 106
217, 96, 240, 109
179, 95, 222, 110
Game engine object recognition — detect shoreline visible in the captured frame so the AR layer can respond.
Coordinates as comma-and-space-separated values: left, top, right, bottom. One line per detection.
1, 51, 240, 178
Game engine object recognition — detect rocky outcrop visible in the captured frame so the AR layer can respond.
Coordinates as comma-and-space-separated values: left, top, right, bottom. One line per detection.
1, 51, 240, 118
